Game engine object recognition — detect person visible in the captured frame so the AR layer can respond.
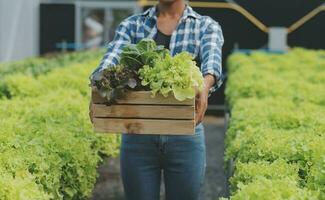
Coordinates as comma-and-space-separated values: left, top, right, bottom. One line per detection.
89, 0, 224, 199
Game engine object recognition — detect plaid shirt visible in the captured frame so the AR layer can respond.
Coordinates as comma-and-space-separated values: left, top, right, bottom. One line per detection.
91, 5, 224, 93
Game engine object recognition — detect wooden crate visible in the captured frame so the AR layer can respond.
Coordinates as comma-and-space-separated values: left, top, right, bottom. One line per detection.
91, 89, 195, 135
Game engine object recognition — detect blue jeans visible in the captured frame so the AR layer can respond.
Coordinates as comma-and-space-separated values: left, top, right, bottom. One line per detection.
120, 123, 206, 200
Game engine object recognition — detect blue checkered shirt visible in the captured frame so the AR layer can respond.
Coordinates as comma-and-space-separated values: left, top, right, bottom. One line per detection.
91, 5, 224, 93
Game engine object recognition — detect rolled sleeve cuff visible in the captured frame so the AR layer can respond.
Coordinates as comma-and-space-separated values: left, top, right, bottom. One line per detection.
202, 70, 224, 95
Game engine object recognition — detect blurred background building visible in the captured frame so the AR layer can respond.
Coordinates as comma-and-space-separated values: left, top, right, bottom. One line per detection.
0, 0, 140, 62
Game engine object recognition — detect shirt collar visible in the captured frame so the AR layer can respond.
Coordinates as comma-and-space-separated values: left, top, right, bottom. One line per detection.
182, 6, 200, 20
141, 5, 200, 20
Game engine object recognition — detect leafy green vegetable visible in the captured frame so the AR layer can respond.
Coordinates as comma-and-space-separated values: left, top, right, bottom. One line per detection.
93, 39, 202, 102
224, 48, 325, 200
0, 49, 104, 99
0, 56, 120, 199
120, 38, 167, 69
92, 39, 166, 103
92, 64, 143, 104
227, 178, 318, 200
139, 52, 204, 101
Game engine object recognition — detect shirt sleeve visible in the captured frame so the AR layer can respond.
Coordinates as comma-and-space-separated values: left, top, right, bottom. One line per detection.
200, 19, 224, 94
89, 19, 132, 80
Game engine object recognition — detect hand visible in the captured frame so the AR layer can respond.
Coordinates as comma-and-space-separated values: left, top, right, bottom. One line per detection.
195, 74, 215, 125
195, 90, 208, 125
89, 101, 94, 124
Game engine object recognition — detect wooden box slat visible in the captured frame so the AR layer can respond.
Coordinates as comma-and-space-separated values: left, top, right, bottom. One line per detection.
91, 88, 195, 135
92, 104, 194, 119
92, 89, 194, 105
93, 118, 195, 135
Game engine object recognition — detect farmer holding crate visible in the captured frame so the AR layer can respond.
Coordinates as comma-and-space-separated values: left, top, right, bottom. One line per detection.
90, 0, 223, 199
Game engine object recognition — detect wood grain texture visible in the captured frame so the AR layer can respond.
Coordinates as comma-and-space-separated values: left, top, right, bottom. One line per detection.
93, 118, 195, 135
91, 88, 195, 135
92, 89, 194, 105
92, 104, 194, 119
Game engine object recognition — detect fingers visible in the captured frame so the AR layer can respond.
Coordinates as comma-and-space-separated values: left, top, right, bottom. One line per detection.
195, 98, 200, 124
195, 107, 201, 125
195, 102, 207, 125
195, 109, 205, 125
195, 93, 200, 111
195, 112, 202, 125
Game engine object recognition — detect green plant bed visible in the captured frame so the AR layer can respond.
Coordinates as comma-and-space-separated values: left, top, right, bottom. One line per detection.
0, 49, 104, 98
223, 48, 325, 200
0, 54, 120, 199
0, 49, 104, 78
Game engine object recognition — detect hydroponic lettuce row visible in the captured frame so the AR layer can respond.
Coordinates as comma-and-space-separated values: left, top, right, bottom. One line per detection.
0, 57, 120, 199
223, 48, 325, 200
0, 49, 104, 78
91, 39, 204, 102
0, 49, 104, 99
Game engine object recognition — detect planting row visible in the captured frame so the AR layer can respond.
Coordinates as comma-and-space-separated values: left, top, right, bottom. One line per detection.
223, 48, 325, 199
0, 49, 104, 98
0, 57, 120, 199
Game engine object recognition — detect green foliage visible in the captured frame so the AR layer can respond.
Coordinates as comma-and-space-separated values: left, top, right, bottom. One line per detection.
0, 54, 120, 199
225, 48, 325, 199
4, 60, 97, 98
92, 64, 142, 104
120, 38, 168, 69
93, 39, 203, 102
0, 168, 51, 200
139, 52, 204, 101
0, 49, 104, 98
225, 48, 325, 107
92, 39, 168, 103
230, 178, 318, 200
230, 160, 300, 192
0, 49, 104, 78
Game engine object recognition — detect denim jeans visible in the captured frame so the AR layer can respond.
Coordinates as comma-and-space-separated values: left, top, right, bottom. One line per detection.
120, 123, 206, 200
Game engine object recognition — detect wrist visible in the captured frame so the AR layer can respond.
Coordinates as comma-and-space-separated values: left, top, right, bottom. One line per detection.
203, 75, 214, 93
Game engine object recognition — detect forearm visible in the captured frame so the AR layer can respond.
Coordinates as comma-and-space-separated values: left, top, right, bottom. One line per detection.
195, 74, 214, 124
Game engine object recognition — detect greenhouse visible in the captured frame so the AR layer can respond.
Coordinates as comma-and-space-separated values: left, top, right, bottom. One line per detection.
0, 0, 324, 200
